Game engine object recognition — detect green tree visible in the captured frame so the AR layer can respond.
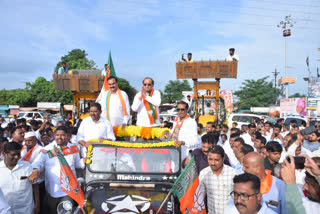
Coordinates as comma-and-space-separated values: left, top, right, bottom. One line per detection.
289, 93, 306, 98
117, 78, 137, 104
54, 49, 97, 73
234, 77, 280, 109
162, 80, 192, 103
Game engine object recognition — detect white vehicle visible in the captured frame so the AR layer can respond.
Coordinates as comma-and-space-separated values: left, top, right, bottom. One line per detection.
283, 115, 308, 127
228, 113, 276, 128
17, 111, 45, 122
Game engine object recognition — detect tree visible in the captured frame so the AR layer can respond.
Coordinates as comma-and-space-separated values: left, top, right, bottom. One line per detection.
234, 77, 280, 109
117, 78, 137, 104
162, 80, 192, 103
289, 93, 306, 98
54, 49, 97, 73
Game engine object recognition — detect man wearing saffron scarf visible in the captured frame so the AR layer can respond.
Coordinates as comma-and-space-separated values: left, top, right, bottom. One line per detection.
242, 152, 288, 214
97, 76, 131, 129
31, 126, 85, 214
162, 101, 199, 161
132, 77, 161, 127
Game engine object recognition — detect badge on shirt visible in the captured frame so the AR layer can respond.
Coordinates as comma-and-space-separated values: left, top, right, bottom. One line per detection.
267, 200, 279, 207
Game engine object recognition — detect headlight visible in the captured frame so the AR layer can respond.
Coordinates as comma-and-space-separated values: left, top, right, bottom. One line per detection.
62, 200, 73, 211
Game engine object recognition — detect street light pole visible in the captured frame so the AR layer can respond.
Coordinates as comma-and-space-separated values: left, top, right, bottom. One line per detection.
277, 15, 295, 99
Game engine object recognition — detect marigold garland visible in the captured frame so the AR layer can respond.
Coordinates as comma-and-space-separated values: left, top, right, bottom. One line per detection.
112, 126, 170, 139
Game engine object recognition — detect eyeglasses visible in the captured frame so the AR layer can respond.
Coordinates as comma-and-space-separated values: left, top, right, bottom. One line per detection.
177, 108, 186, 111
230, 191, 258, 201
144, 84, 152, 86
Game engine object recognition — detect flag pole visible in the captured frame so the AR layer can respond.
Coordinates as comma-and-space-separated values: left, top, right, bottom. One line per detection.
156, 191, 171, 214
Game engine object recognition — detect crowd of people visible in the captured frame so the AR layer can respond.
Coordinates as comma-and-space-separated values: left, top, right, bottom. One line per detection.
0, 75, 319, 214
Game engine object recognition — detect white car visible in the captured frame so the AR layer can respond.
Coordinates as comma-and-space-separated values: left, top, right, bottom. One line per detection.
228, 113, 276, 128
17, 111, 45, 122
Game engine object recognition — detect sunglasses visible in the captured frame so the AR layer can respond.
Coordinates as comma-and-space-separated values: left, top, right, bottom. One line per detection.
144, 84, 152, 86
177, 108, 186, 111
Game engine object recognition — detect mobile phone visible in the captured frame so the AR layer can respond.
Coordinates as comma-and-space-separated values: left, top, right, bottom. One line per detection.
286, 156, 305, 169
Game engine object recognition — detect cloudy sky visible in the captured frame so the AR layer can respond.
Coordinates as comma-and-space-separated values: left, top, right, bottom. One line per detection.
0, 0, 319, 96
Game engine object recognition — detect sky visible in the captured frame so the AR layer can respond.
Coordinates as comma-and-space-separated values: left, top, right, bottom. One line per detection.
0, 0, 319, 97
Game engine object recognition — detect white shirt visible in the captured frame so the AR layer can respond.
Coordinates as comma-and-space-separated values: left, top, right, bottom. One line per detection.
224, 200, 278, 214
21, 144, 45, 183
242, 133, 254, 147
222, 140, 239, 167
77, 116, 116, 142
0, 188, 10, 214
131, 90, 161, 127
0, 160, 33, 214
96, 89, 131, 126
200, 165, 238, 214
169, 117, 199, 160
226, 54, 239, 61
101, 68, 107, 76
32, 142, 85, 198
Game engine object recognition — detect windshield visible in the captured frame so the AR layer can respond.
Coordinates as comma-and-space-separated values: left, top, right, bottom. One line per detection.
89, 146, 180, 174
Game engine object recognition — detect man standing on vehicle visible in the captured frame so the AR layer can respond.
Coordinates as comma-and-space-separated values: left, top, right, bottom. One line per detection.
226, 48, 239, 61
161, 101, 199, 161
132, 77, 161, 127
96, 76, 131, 129
57, 62, 68, 74
30, 126, 85, 214
77, 103, 115, 148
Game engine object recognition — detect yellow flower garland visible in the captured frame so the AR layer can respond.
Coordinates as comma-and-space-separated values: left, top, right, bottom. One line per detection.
85, 140, 175, 165
113, 126, 170, 139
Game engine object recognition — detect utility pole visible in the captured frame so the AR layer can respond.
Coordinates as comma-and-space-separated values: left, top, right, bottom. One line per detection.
277, 15, 295, 98
272, 68, 279, 88
272, 68, 280, 105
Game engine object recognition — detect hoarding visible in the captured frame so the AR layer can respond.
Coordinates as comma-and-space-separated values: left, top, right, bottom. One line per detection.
280, 98, 306, 118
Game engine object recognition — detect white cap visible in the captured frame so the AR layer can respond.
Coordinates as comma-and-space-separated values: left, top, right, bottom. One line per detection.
1, 122, 8, 129
24, 131, 36, 139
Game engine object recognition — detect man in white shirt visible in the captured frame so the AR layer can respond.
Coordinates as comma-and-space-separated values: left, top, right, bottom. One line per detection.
96, 76, 131, 129
132, 77, 161, 127
226, 48, 239, 62
224, 173, 277, 214
77, 103, 115, 148
161, 101, 199, 161
31, 126, 85, 214
101, 64, 108, 76
22, 131, 45, 213
200, 145, 238, 214
0, 142, 39, 214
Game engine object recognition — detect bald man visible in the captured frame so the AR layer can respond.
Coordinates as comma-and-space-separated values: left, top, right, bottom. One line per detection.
242, 152, 288, 214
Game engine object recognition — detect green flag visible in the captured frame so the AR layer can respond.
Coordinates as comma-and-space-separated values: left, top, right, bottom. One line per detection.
108, 51, 116, 77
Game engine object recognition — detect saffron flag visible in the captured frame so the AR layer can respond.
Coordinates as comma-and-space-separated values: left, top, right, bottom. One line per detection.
170, 157, 206, 214
103, 51, 117, 91
54, 146, 85, 209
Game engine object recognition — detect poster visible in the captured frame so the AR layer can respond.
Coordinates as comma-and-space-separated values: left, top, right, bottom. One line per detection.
280, 98, 306, 118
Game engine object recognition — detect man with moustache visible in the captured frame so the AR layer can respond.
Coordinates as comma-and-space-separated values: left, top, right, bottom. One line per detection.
0, 142, 40, 214
161, 101, 199, 161
224, 173, 277, 214
77, 103, 115, 148
132, 77, 161, 127
96, 76, 131, 129
30, 126, 86, 214
10, 126, 24, 144
199, 145, 238, 214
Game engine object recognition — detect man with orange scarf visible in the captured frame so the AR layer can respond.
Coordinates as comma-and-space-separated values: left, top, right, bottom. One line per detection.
132, 77, 161, 127
242, 152, 288, 214
97, 76, 131, 129
162, 101, 199, 161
